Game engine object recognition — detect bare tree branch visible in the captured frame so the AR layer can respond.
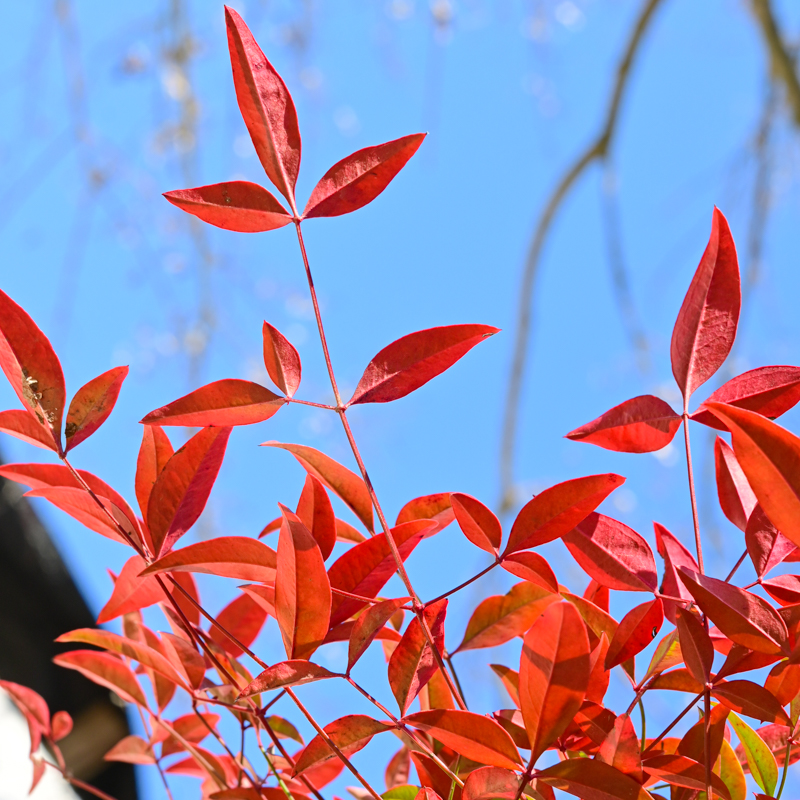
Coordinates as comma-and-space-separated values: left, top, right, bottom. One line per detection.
499, 0, 666, 513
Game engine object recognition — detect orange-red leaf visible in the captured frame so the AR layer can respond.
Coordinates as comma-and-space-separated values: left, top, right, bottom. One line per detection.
164, 181, 291, 232
349, 324, 499, 405
262, 321, 301, 397
105, 734, 156, 765
605, 597, 663, 669
462, 766, 520, 800
0, 680, 50, 753
65, 366, 128, 451
275, 505, 331, 659
746, 504, 795, 578
451, 493, 501, 554
209, 592, 268, 657
239, 660, 336, 697
303, 133, 425, 218
597, 714, 643, 781
0, 409, 58, 451
504, 474, 625, 555
54, 650, 147, 706
671, 206, 740, 405
519, 602, 591, 761
712, 679, 790, 724
396, 492, 455, 530
490, 665, 520, 708
147, 426, 231, 556
135, 425, 173, 521
348, 597, 409, 671
537, 758, 652, 800
715, 436, 757, 532
643, 753, 731, 798
500, 552, 558, 593
296, 475, 336, 560
654, 522, 698, 623
402, 709, 522, 770
262, 441, 374, 532
675, 607, 714, 685
225, 7, 301, 204
142, 379, 284, 428
566, 395, 681, 453
98, 555, 163, 623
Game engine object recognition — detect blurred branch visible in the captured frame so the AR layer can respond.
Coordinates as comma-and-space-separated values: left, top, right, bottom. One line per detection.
499, 0, 665, 513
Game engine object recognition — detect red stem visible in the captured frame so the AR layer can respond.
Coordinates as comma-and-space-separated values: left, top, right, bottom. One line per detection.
426, 559, 500, 605
682, 415, 704, 574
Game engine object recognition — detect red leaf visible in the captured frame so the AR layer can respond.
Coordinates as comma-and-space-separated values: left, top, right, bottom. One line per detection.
675, 607, 714, 685
50, 710, 72, 743
586, 634, 612, 704
0, 409, 58, 451
693, 365, 800, 429
561, 592, 618, 644
705, 402, 800, 548
64, 366, 128, 452
654, 522, 698, 623
500, 552, 558, 593
224, 7, 301, 205
142, 379, 284, 428
678, 568, 788, 654
761, 575, 800, 606
402, 709, 522, 770
141, 536, 277, 583
489, 665, 520, 708
451, 493, 501, 554
456, 582, 557, 653
293, 715, 392, 776
54, 650, 147, 706
605, 597, 663, 669
642, 753, 730, 798
135, 425, 173, 521
563, 513, 658, 592
765, 660, 800, 706
348, 324, 499, 405
262, 442, 374, 532
164, 181, 291, 232
296, 475, 336, 560
462, 767, 520, 800
240, 584, 275, 617
0, 680, 50, 753
303, 134, 426, 218
537, 758, 652, 800
209, 592, 268, 657
262, 321, 301, 397
746, 504, 796, 578
146, 426, 231, 556
239, 660, 336, 697
396, 492, 455, 530
597, 714, 643, 781
648, 668, 704, 694
712, 680, 790, 725
566, 395, 681, 453
104, 735, 156, 765
385, 746, 411, 789
670, 206, 740, 405
348, 597, 409, 671
327, 519, 438, 626
160, 633, 206, 690
519, 602, 591, 761
275, 505, 331, 659
715, 436, 757, 532
504, 474, 625, 555
410, 755, 457, 800
387, 599, 447, 715
97, 555, 163, 623
0, 288, 66, 450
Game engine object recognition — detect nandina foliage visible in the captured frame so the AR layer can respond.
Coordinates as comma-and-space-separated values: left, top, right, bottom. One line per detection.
3, 8, 800, 800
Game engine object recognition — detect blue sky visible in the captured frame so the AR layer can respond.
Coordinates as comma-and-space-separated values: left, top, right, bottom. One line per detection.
2, 1, 800, 797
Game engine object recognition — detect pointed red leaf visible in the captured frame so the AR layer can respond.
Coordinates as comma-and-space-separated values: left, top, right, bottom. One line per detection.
500, 552, 558, 593
348, 597, 409, 671
240, 583, 275, 617
451, 493, 501, 554
456, 582, 557, 653
654, 522, 698, 623
104, 735, 156, 765
693, 365, 800, 429
671, 206, 740, 405
142, 379, 284, 428
561, 592, 618, 644
275, 505, 331, 660
675, 607, 714, 685
209, 592, 268, 657
538, 758, 652, 800
97, 555, 163, 623
410, 756, 454, 800
462, 767, 520, 800
293, 715, 392, 776
746, 505, 795, 577
761, 575, 800, 606
262, 321, 301, 397
335, 518, 367, 543
0, 409, 58, 451
348, 324, 499, 405
239, 660, 336, 697
566, 395, 681, 453
64, 366, 128, 452
705, 402, 800, 548
146, 426, 231, 556
605, 597, 663, 669
712, 680, 790, 725
402, 709, 522, 770
51, 710, 72, 742
54, 650, 147, 706
586, 634, 612, 704
765, 660, 800, 706
678, 568, 788, 654
262, 441, 374, 532
519, 602, 591, 760
490, 665, 520, 708
504, 474, 625, 555
385, 746, 411, 789
396, 492, 454, 530
597, 714, 643, 781
642, 754, 730, 798
164, 181, 291, 232
142, 536, 276, 582
0, 681, 50, 753
387, 599, 447, 714
135, 425, 173, 520
303, 134, 425, 218
0, 288, 66, 450
296, 475, 336, 560
225, 7, 301, 204
715, 436, 757, 532
563, 513, 657, 592
327, 519, 438, 626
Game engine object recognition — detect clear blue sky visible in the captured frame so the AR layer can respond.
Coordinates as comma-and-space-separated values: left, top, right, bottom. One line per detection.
2, 1, 800, 797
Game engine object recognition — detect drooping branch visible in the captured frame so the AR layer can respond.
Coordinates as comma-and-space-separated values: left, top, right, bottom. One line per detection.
499, 0, 666, 513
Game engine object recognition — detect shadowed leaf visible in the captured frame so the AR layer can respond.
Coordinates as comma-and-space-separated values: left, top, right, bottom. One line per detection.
263, 321, 301, 397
